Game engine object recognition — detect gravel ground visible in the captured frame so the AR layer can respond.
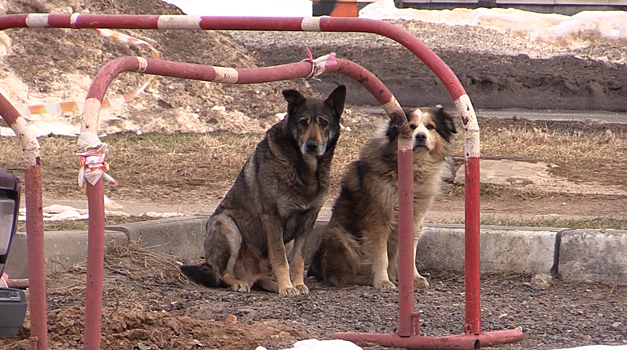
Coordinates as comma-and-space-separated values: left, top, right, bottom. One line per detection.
4, 250, 626, 350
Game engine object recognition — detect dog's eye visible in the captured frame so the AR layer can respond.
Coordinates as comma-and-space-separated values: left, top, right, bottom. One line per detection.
319, 119, 329, 127
299, 119, 308, 126
426, 124, 435, 130
409, 124, 417, 130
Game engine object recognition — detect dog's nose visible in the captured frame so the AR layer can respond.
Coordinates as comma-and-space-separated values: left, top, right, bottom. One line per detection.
305, 140, 319, 153
413, 132, 428, 149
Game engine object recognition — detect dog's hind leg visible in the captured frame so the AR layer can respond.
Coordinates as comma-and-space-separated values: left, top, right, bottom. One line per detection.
362, 226, 396, 290
318, 232, 357, 287
207, 214, 252, 293
222, 272, 251, 293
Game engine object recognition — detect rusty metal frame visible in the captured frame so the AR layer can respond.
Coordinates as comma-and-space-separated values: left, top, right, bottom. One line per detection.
0, 14, 523, 350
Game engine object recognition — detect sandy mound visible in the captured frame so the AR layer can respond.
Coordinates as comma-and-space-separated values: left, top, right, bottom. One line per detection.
0, 0, 306, 137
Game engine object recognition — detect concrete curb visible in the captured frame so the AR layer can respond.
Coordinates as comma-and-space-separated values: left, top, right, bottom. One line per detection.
106, 214, 210, 258
5, 230, 127, 278
416, 224, 562, 275
5, 215, 627, 285
558, 229, 627, 285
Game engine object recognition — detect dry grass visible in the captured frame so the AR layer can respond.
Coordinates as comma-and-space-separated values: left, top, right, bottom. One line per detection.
0, 126, 376, 203
104, 240, 189, 285
1, 116, 626, 205
16, 216, 156, 232
441, 215, 627, 230
464, 118, 627, 189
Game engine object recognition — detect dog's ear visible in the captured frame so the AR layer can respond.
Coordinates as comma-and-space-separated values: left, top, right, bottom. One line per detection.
324, 85, 346, 118
433, 106, 457, 142
283, 89, 307, 115
385, 108, 412, 142
385, 120, 399, 142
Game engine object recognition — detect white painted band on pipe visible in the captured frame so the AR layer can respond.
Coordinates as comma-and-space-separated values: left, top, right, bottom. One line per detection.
10, 117, 40, 167
81, 98, 102, 134
77, 132, 103, 152
136, 57, 148, 72
70, 13, 80, 27
213, 67, 239, 83
25, 14, 49, 27
157, 15, 202, 30
454, 94, 480, 158
398, 134, 413, 152
301, 18, 321, 31
381, 96, 402, 117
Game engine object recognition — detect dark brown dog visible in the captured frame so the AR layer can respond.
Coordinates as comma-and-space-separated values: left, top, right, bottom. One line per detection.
308, 106, 456, 289
181, 86, 346, 296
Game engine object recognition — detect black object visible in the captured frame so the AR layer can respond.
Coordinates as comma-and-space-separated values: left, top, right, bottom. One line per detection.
0, 169, 26, 338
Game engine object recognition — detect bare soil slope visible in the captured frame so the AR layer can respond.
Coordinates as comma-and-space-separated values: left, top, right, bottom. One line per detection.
1, 0, 303, 135
231, 21, 627, 111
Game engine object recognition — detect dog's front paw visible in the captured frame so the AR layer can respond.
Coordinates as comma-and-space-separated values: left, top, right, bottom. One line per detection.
279, 286, 301, 296
293, 283, 309, 295
414, 275, 430, 289
374, 280, 397, 290
231, 282, 251, 293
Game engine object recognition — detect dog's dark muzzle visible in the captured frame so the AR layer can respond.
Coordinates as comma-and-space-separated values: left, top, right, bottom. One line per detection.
304, 140, 321, 155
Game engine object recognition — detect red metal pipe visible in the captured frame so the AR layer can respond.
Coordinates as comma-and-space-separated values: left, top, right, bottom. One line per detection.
334, 329, 524, 349
79, 55, 409, 350
79, 54, 511, 349
0, 22, 478, 334
83, 179, 105, 350
0, 92, 48, 350
477, 329, 524, 346
465, 156, 482, 335
333, 332, 480, 350
335, 57, 416, 336
0, 15, 464, 101
84, 56, 410, 125
397, 139, 416, 337
24, 164, 46, 350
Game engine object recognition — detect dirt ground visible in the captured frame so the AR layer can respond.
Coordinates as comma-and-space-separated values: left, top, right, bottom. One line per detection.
228, 21, 627, 112
2, 243, 626, 350
1, 0, 627, 349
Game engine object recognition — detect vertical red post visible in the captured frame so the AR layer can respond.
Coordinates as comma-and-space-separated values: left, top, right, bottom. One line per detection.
83, 179, 105, 350
24, 163, 48, 349
0, 91, 49, 350
396, 135, 415, 337
464, 156, 481, 334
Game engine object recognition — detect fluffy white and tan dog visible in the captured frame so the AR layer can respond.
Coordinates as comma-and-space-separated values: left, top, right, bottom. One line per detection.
308, 106, 457, 289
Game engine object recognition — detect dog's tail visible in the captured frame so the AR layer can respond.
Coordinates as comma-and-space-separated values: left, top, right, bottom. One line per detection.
180, 262, 222, 287
307, 253, 321, 278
